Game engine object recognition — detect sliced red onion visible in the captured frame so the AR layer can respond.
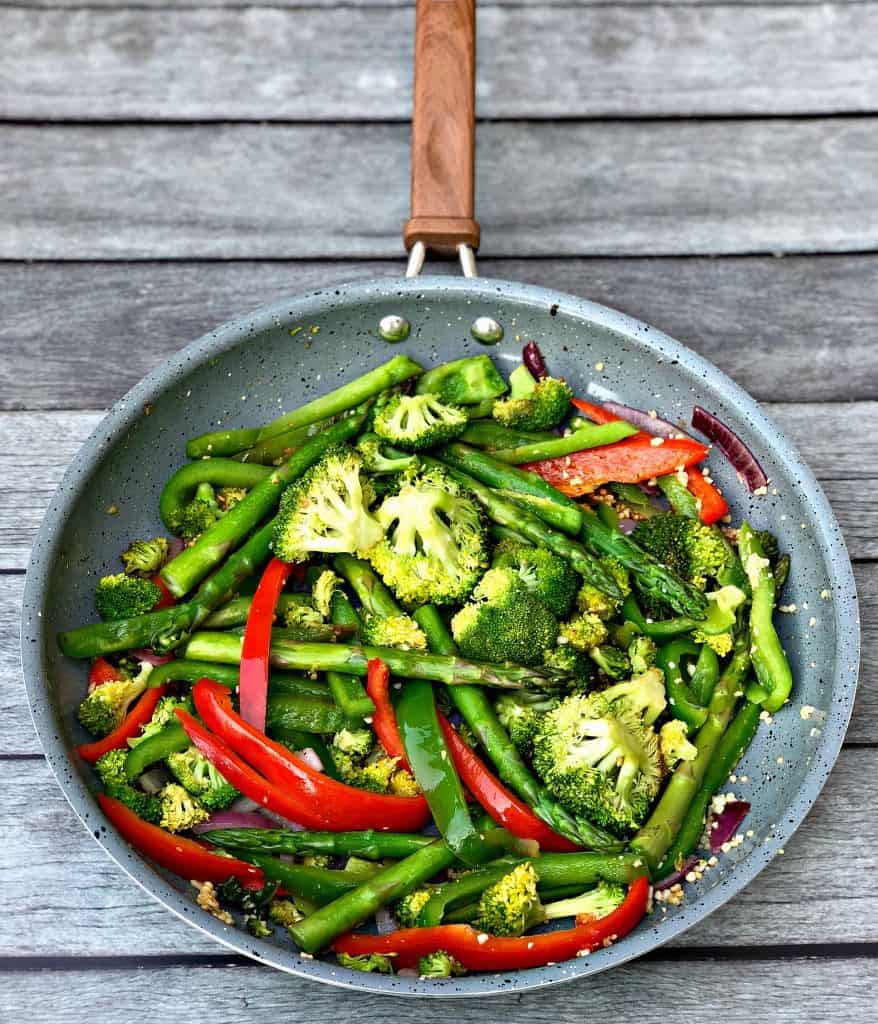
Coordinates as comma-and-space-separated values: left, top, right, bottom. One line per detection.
375, 907, 399, 935
397, 968, 419, 978
522, 341, 548, 380
297, 747, 323, 772
709, 800, 751, 853
263, 808, 306, 832
193, 810, 276, 834
602, 401, 692, 440
653, 856, 698, 890
230, 794, 261, 814
618, 517, 637, 535
692, 406, 768, 492
131, 648, 175, 666
167, 537, 185, 559
639, 480, 661, 497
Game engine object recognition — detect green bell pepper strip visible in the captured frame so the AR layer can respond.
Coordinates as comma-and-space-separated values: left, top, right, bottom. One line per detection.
206, 828, 436, 861
159, 460, 272, 531
124, 722, 190, 780
656, 639, 709, 730
596, 501, 620, 531
265, 694, 361, 735
396, 679, 489, 866
324, 588, 374, 718
202, 593, 311, 630
621, 594, 699, 639
243, 853, 382, 905
146, 659, 330, 698
608, 482, 661, 519
657, 473, 701, 518
656, 699, 762, 878
738, 522, 794, 713
631, 629, 751, 869
162, 414, 365, 598
459, 421, 555, 450
690, 645, 720, 706
489, 421, 637, 465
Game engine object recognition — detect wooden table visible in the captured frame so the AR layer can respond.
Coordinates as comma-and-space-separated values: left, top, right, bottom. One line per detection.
2, 0, 876, 1016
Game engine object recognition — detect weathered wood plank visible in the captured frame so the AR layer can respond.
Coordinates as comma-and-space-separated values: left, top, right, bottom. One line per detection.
2, 406, 876, 574
3, 119, 877, 259
8, 0, 871, 8
0, 749, 873, 958
4, 5, 877, 121
2, 256, 876, 409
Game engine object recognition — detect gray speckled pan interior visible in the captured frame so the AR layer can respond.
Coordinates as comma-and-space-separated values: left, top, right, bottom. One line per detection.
21, 275, 859, 997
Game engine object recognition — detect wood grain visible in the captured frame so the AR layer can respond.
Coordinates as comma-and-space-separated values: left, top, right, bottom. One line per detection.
4, 5, 877, 121
2, 257, 876, 409
4, 119, 878, 259
0, 750, 874, 958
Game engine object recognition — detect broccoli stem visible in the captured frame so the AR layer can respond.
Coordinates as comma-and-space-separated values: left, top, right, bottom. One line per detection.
288, 839, 457, 953
162, 414, 366, 598
459, 421, 556, 450
202, 592, 311, 629
630, 629, 751, 869
183, 631, 567, 691
333, 555, 400, 620
655, 699, 762, 878
412, 605, 624, 853
256, 354, 423, 443
158, 460, 272, 532
426, 456, 621, 597
489, 421, 637, 465
324, 588, 375, 718
205, 828, 436, 860
580, 507, 709, 620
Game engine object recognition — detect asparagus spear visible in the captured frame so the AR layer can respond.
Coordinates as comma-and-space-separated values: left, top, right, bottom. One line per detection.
162, 414, 365, 598
183, 631, 569, 691
186, 427, 262, 459
207, 828, 436, 860
325, 587, 374, 718
333, 555, 400, 619
489, 421, 636, 465
202, 592, 311, 630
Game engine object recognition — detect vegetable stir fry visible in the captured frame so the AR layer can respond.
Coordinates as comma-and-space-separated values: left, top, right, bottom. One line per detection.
59, 345, 794, 977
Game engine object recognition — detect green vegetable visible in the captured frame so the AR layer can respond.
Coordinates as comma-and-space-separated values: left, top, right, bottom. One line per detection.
77, 664, 151, 737
657, 472, 701, 518
492, 537, 579, 618
490, 421, 637, 465
739, 522, 793, 713
338, 953, 395, 975
245, 853, 383, 907
493, 365, 572, 431
95, 574, 162, 622
121, 537, 170, 576
159, 460, 270, 533
323, 588, 374, 718
460, 420, 555, 451
418, 951, 466, 978
124, 722, 190, 781
158, 782, 210, 832
206, 828, 435, 861
144, 659, 329, 698
608, 482, 661, 519
494, 690, 559, 758
232, 419, 335, 466
355, 432, 418, 475
201, 592, 310, 630
415, 354, 507, 405
265, 693, 359, 735
95, 749, 161, 823
559, 612, 608, 652
373, 393, 468, 451
656, 639, 710, 731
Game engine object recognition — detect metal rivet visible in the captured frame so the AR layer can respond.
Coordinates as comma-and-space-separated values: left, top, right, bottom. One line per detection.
378, 314, 411, 343
471, 316, 504, 345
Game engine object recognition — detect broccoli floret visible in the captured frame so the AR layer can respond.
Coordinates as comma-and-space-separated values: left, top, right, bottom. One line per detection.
492, 364, 572, 432
419, 951, 467, 979
576, 558, 630, 620
356, 432, 419, 476
589, 644, 632, 681
543, 645, 594, 693
215, 486, 248, 512
475, 861, 540, 937
337, 953, 395, 975
170, 483, 223, 539
415, 354, 508, 405
542, 880, 627, 925
166, 745, 238, 810
532, 693, 663, 835
77, 663, 152, 737
693, 585, 747, 636
129, 694, 193, 748
559, 612, 608, 652
389, 768, 420, 796
696, 631, 734, 656
594, 667, 667, 726
450, 567, 559, 666
360, 612, 427, 651
95, 750, 162, 822
159, 782, 210, 832
492, 540, 579, 618
283, 601, 329, 639
334, 750, 399, 793
121, 537, 169, 575
215, 877, 279, 937
373, 393, 468, 451
302, 853, 331, 869
495, 691, 559, 757
394, 888, 434, 928
633, 514, 734, 591
273, 449, 385, 564
659, 719, 698, 769
95, 573, 162, 621
268, 898, 304, 929
312, 568, 344, 619
368, 465, 488, 607
332, 727, 374, 761
628, 635, 658, 676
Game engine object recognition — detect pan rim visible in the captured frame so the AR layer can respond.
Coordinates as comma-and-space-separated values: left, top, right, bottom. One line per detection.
21, 273, 860, 997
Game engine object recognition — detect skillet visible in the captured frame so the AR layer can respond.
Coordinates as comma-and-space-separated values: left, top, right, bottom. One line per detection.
21, 0, 859, 998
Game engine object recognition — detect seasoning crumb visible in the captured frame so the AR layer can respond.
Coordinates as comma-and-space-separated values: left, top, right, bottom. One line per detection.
776, 756, 785, 765
650, 436, 665, 447
594, 361, 605, 372
106, 504, 119, 515
820, 589, 830, 600
808, 616, 817, 627
778, 603, 797, 614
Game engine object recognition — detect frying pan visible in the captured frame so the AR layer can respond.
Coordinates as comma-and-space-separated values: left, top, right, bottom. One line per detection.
21, 0, 859, 998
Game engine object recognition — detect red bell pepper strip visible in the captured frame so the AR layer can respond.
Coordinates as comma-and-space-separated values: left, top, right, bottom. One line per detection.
88, 656, 124, 688
365, 658, 409, 770
333, 875, 650, 970
187, 680, 431, 832
684, 468, 729, 525
98, 793, 265, 885
151, 574, 177, 610
437, 713, 577, 853
522, 434, 709, 497
570, 397, 624, 426
77, 684, 169, 764
239, 556, 297, 731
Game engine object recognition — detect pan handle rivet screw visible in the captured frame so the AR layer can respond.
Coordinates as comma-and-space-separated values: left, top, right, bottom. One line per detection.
378, 314, 411, 343
471, 316, 504, 345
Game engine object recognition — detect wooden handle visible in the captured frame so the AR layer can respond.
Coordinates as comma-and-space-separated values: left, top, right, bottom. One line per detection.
403, 0, 480, 256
